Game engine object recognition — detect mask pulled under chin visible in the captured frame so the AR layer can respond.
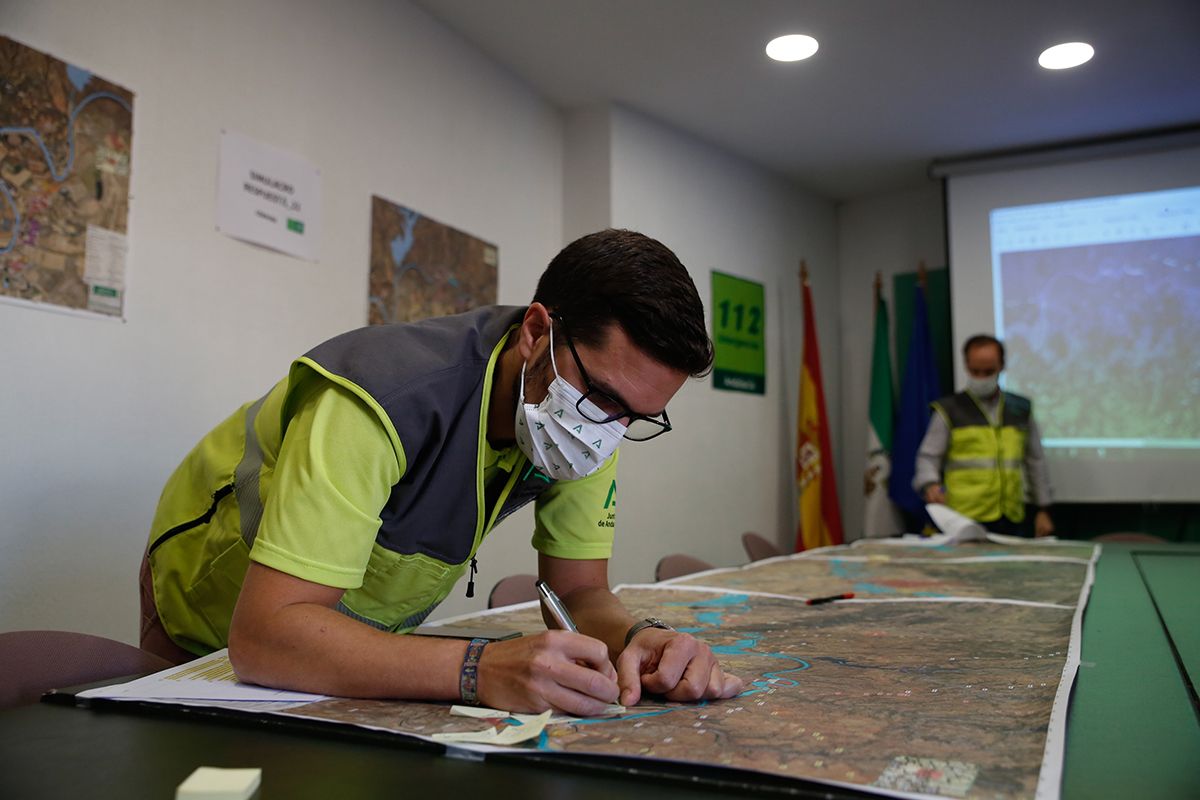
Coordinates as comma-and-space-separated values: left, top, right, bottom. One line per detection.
514, 347, 624, 480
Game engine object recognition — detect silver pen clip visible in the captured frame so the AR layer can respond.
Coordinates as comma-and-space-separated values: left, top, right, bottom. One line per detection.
536, 579, 578, 632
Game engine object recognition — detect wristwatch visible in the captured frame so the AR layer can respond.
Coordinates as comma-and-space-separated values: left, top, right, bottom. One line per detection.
624, 617, 675, 646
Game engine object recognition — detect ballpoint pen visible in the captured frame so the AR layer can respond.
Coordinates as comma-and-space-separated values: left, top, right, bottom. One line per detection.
535, 579, 578, 632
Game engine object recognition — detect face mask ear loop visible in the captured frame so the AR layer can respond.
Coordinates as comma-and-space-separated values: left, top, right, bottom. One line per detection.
546, 322, 562, 378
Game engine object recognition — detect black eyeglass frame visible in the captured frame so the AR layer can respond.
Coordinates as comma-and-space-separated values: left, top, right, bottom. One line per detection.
551, 314, 673, 442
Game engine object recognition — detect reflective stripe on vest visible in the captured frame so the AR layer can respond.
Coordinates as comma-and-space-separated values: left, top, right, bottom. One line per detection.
945, 457, 1023, 472
233, 393, 268, 548
235, 392, 410, 630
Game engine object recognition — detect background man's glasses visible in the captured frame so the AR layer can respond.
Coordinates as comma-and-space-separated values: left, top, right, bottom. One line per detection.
553, 315, 672, 442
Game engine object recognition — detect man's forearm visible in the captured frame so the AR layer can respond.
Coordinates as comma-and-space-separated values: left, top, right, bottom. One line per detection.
913, 414, 948, 493
229, 599, 467, 700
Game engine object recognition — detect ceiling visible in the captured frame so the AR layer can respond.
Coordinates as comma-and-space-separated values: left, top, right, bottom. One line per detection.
414, 0, 1200, 201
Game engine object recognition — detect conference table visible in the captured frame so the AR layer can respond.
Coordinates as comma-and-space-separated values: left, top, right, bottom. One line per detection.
1, 541, 1196, 799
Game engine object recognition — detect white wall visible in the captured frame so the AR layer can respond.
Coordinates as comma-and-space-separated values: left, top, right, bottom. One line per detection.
438, 106, 837, 619
602, 106, 838, 574
0, 1, 838, 640
0, 0, 565, 641
835, 182, 945, 540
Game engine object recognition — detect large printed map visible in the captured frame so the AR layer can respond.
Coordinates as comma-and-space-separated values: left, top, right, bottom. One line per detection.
78, 537, 1096, 799
0, 35, 133, 316
272, 538, 1096, 799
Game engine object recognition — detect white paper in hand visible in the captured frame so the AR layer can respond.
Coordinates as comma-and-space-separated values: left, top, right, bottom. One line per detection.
926, 503, 988, 544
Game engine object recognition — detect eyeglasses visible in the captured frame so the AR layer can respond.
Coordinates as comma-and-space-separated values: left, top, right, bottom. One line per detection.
552, 315, 673, 442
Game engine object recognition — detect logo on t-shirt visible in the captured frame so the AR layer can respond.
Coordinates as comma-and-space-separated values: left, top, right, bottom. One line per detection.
598, 479, 617, 529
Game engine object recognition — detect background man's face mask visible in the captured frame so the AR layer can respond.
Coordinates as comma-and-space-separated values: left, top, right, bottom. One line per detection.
515, 326, 625, 480
966, 374, 999, 397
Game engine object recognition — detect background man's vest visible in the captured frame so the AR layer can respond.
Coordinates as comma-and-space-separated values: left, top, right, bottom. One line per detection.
931, 391, 1031, 523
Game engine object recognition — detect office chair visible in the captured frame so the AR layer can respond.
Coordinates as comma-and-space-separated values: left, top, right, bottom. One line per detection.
741, 531, 783, 562
0, 629, 173, 710
487, 574, 540, 609
654, 554, 713, 582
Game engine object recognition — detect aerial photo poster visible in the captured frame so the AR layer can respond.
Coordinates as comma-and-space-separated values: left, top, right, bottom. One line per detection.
1, 35, 134, 318
368, 195, 497, 325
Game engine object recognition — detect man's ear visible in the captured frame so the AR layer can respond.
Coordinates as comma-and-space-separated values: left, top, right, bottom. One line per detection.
518, 302, 553, 362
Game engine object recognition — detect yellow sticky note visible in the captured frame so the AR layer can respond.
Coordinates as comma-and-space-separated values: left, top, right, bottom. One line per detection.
176, 767, 261, 800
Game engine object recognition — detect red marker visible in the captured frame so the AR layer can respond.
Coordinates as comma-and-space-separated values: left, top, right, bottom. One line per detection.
805, 592, 855, 605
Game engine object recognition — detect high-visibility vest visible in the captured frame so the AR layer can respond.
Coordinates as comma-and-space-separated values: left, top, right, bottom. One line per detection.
147, 306, 557, 654
931, 391, 1031, 523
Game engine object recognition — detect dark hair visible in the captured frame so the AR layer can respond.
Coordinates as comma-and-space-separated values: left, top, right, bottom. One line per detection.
533, 229, 713, 377
963, 334, 1005, 366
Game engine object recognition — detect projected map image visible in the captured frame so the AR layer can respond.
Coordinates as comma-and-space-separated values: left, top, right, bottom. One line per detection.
998, 235, 1200, 442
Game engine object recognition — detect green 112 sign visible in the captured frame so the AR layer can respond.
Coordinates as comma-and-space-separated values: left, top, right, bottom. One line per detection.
711, 270, 765, 394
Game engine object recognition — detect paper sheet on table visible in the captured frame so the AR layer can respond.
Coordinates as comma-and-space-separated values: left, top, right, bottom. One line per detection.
77, 648, 327, 703
450, 703, 625, 726
433, 709, 553, 745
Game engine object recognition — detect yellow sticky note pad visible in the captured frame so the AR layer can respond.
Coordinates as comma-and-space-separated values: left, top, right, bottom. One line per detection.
176, 767, 261, 800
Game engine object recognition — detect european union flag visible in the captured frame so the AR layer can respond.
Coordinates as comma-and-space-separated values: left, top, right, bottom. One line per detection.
889, 283, 941, 518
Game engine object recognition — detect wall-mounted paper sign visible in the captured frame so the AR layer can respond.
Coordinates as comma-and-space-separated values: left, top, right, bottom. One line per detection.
711, 270, 766, 394
216, 130, 320, 261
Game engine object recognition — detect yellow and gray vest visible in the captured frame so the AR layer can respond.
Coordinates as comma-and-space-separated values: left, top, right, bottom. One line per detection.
147, 306, 555, 654
931, 391, 1031, 523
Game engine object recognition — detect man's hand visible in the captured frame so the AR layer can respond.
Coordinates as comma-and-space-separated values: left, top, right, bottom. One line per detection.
616, 627, 744, 706
477, 630, 619, 716
1034, 510, 1055, 538
923, 484, 946, 504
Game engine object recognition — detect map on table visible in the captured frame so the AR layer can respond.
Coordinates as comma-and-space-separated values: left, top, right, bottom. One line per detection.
1, 35, 134, 317
368, 195, 497, 325
83, 539, 1099, 800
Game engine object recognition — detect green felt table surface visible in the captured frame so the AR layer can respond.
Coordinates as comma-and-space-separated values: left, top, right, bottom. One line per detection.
1135, 552, 1200, 692
1061, 541, 1200, 799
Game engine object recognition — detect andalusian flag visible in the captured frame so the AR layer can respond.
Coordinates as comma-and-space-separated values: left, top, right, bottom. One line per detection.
795, 263, 843, 552
863, 275, 903, 538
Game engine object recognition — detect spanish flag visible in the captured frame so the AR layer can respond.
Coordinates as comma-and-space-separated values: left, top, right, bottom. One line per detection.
795, 263, 844, 551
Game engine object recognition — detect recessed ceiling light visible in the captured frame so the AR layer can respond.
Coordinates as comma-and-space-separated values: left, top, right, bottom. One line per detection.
766, 34, 819, 62
1038, 41, 1094, 70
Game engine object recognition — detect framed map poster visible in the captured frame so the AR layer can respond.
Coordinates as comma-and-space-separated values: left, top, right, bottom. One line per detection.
0, 35, 134, 318
368, 195, 497, 325
711, 270, 766, 394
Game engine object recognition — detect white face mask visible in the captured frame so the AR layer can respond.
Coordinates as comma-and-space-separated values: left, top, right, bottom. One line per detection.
514, 327, 626, 480
966, 374, 999, 398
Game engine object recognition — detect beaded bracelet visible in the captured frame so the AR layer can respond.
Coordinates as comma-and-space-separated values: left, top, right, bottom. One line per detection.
459, 637, 488, 706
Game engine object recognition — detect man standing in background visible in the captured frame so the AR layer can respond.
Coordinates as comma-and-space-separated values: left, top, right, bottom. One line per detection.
914, 334, 1054, 537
